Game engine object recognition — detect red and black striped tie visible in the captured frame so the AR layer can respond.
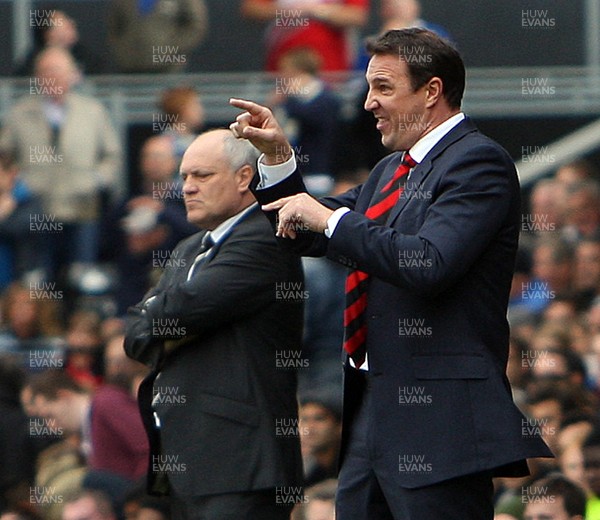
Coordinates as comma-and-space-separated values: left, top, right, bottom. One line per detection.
343, 152, 417, 367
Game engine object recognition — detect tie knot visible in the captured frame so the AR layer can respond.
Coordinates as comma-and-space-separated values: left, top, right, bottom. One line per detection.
201, 232, 214, 251
402, 152, 417, 169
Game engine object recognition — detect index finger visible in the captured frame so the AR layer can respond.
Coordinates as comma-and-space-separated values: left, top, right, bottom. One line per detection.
229, 98, 267, 115
262, 196, 296, 211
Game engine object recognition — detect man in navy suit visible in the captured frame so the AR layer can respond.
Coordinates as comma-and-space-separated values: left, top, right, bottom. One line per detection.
230, 28, 552, 519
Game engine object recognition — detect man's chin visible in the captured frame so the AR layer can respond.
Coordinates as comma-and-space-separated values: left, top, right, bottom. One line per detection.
380, 135, 394, 150
186, 212, 203, 228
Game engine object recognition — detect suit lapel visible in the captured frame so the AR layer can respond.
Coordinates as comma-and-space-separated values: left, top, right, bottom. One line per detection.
387, 117, 478, 226
385, 159, 432, 225
355, 155, 400, 214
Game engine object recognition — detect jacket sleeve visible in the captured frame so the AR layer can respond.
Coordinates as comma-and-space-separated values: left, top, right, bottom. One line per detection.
250, 168, 362, 257
126, 223, 301, 358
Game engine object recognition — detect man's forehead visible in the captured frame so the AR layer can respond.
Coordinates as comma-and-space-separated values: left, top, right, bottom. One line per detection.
366, 54, 407, 79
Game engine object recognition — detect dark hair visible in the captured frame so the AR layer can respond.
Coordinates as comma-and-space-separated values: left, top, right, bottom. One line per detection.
0, 359, 26, 405
583, 424, 600, 449
558, 158, 600, 182
534, 236, 574, 264
278, 47, 322, 75
525, 474, 586, 516
299, 390, 342, 423
0, 148, 17, 171
27, 369, 85, 399
160, 86, 199, 119
366, 28, 465, 109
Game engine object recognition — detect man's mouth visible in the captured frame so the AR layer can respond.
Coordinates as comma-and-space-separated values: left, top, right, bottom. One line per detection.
375, 116, 388, 131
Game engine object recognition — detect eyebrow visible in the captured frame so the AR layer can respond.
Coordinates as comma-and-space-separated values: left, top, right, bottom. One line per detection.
180, 169, 215, 178
368, 75, 394, 85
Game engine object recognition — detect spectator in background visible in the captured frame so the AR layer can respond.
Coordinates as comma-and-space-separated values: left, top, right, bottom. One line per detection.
26, 372, 89, 520
101, 135, 196, 315
137, 496, 170, 520
299, 393, 342, 488
526, 178, 565, 238
555, 159, 600, 187
28, 371, 92, 458
528, 348, 587, 390
509, 248, 549, 323
158, 86, 205, 160
354, 0, 453, 72
562, 180, 600, 244
522, 473, 586, 520
15, 10, 106, 76
0, 361, 36, 514
574, 238, 600, 297
271, 47, 341, 192
529, 322, 572, 353
378, 0, 452, 39
0, 509, 43, 520
107, 0, 208, 73
532, 237, 574, 301
0, 283, 65, 371
292, 479, 337, 520
557, 413, 594, 494
63, 310, 104, 391
61, 490, 115, 520
526, 383, 595, 457
0, 150, 44, 291
589, 298, 600, 336
543, 298, 579, 326
582, 427, 600, 519
121, 485, 170, 520
241, 0, 369, 72
88, 334, 148, 483
493, 458, 550, 520
560, 441, 590, 498
0, 47, 122, 282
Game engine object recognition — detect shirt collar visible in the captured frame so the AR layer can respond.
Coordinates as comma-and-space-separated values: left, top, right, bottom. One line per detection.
409, 112, 465, 164
208, 202, 258, 245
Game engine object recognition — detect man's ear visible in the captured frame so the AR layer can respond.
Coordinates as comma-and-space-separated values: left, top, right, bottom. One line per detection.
424, 77, 443, 108
236, 164, 254, 192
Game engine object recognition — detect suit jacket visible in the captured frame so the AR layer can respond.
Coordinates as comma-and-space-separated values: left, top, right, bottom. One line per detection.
252, 117, 553, 488
0, 93, 122, 221
124, 207, 304, 497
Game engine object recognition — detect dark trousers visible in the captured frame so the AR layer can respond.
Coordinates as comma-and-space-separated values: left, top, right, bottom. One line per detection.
171, 489, 294, 520
336, 369, 494, 520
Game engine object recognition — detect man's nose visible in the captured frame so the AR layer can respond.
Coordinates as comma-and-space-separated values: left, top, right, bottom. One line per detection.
364, 90, 377, 111
183, 180, 197, 194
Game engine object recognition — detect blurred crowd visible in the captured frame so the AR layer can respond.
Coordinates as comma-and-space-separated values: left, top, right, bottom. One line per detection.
1, 1, 599, 520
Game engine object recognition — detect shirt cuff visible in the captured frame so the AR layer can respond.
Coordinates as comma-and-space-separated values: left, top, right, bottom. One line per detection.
324, 207, 350, 238
257, 153, 297, 188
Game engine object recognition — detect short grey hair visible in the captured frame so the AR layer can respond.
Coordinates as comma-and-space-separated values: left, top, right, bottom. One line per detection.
223, 131, 261, 173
